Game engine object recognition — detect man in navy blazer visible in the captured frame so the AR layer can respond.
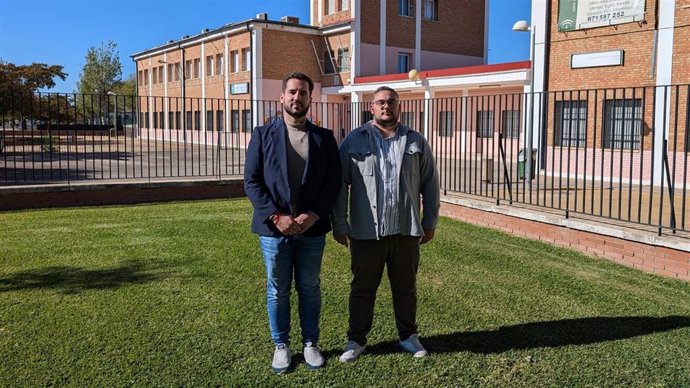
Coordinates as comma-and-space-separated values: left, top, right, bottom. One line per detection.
244, 72, 341, 373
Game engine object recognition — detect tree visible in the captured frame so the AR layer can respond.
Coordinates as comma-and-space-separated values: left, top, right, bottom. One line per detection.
76, 41, 123, 124
76, 41, 122, 98
0, 61, 67, 126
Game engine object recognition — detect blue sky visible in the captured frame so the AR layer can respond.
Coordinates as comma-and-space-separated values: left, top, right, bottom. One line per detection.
0, 0, 531, 92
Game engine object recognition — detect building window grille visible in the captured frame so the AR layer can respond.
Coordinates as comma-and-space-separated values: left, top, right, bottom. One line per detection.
476, 110, 494, 138
242, 109, 252, 132
501, 110, 520, 139
603, 98, 641, 150
400, 112, 415, 128
216, 110, 224, 131
554, 100, 587, 147
439, 111, 454, 137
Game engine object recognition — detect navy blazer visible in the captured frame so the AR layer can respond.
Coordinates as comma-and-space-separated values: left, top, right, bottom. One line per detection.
244, 119, 342, 237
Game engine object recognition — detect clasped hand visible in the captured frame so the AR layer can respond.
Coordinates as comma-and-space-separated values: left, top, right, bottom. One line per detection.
274, 213, 317, 235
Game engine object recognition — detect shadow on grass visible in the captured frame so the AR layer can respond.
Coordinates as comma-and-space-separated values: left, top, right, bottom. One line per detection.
362, 316, 690, 355
0, 259, 164, 294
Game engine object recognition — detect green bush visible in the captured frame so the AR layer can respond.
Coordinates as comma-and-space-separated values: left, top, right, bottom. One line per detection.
40, 135, 59, 152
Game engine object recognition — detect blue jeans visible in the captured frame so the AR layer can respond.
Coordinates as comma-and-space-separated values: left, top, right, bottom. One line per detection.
259, 235, 325, 346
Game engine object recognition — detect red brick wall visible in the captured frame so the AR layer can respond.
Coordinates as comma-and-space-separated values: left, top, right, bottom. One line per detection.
420, 0, 484, 56
261, 29, 323, 83
548, 0, 658, 91
440, 201, 690, 281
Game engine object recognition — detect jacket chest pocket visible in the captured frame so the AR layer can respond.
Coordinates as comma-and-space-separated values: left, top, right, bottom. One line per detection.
401, 143, 422, 174
349, 150, 373, 176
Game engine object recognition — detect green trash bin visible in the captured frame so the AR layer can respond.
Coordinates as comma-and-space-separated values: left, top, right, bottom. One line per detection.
517, 148, 536, 180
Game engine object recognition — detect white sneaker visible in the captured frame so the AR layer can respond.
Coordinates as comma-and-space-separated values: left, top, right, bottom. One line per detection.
339, 340, 366, 363
303, 342, 325, 369
271, 344, 292, 374
399, 334, 428, 357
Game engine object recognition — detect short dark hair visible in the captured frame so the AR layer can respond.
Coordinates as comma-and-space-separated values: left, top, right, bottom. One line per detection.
373, 86, 399, 99
282, 72, 314, 93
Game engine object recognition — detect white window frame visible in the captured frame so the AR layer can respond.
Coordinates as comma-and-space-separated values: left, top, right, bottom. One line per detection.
423, 0, 438, 21
399, 0, 413, 16
397, 53, 411, 73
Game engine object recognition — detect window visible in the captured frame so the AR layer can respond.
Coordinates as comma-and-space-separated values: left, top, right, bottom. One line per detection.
231, 50, 239, 73
193, 58, 201, 79
186, 111, 192, 130
476, 110, 494, 138
603, 99, 642, 150
231, 110, 240, 133
338, 48, 350, 71
361, 110, 373, 124
555, 100, 587, 147
423, 0, 438, 21
327, 0, 336, 14
159, 112, 164, 129
501, 110, 520, 139
138, 70, 143, 86
143, 69, 149, 85
242, 48, 251, 71
152, 67, 158, 85
206, 110, 214, 131
400, 112, 415, 128
175, 111, 181, 130
153, 111, 158, 128
324, 51, 336, 74
194, 110, 201, 130
168, 112, 174, 129
397, 53, 411, 73
158, 65, 164, 84
341, 0, 349, 11
242, 109, 252, 132
216, 54, 223, 75
399, 0, 413, 16
174, 63, 181, 81
167, 64, 174, 82
206, 55, 214, 76
216, 110, 224, 131
185, 60, 192, 79
439, 111, 454, 137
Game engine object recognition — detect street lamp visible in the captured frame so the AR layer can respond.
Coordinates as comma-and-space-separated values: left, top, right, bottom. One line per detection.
513, 20, 536, 189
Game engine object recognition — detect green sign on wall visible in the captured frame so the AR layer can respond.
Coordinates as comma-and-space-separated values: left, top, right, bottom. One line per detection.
558, 0, 645, 32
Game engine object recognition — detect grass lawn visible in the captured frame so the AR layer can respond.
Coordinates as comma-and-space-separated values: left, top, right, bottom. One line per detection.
1, 199, 689, 387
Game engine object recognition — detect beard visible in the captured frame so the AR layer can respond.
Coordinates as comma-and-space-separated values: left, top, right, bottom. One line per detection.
374, 113, 398, 127
283, 102, 309, 119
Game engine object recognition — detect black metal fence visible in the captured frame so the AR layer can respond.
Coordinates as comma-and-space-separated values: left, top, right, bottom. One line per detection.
1, 88, 688, 234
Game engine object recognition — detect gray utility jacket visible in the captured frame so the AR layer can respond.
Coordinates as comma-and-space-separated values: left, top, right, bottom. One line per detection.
332, 122, 440, 240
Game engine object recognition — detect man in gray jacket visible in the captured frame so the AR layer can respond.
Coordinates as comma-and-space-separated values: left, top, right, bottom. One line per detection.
332, 86, 440, 362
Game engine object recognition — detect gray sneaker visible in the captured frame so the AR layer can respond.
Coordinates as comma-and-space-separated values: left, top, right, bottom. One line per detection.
303, 342, 325, 369
399, 334, 428, 357
271, 344, 292, 374
339, 340, 366, 363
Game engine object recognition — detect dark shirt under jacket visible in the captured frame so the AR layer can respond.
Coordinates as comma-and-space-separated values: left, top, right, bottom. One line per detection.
244, 119, 342, 237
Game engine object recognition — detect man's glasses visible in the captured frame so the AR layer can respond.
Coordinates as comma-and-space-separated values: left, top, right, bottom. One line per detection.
372, 99, 399, 107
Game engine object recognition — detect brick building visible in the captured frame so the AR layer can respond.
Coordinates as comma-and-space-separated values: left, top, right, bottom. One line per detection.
529, 0, 689, 186
130, 0, 530, 137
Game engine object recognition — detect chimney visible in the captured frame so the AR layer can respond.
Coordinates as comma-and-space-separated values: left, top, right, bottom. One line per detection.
256, 12, 268, 20
281, 16, 299, 24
